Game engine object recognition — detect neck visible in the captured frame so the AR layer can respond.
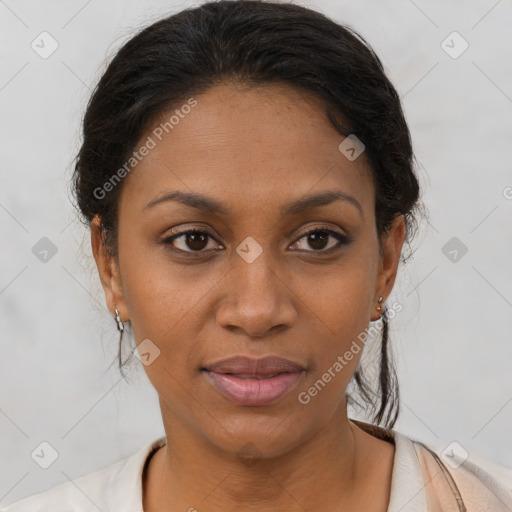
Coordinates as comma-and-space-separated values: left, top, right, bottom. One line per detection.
144, 403, 379, 512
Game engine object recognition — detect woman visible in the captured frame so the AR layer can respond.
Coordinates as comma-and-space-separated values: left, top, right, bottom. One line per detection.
2, 1, 511, 511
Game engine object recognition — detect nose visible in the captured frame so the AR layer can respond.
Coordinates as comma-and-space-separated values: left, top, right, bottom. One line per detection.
215, 252, 298, 339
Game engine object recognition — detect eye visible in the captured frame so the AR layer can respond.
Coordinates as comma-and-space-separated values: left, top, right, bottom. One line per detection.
162, 229, 223, 253
161, 226, 350, 256
289, 227, 350, 253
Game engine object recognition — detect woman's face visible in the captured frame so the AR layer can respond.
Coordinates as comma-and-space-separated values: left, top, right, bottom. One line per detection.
93, 82, 404, 458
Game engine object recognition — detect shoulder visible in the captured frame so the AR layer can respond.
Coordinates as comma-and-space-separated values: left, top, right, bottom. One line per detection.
0, 437, 166, 512
351, 420, 512, 511
408, 435, 512, 511
0, 462, 125, 512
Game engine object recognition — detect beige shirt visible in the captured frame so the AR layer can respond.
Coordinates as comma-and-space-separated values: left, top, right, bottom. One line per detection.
2, 421, 511, 511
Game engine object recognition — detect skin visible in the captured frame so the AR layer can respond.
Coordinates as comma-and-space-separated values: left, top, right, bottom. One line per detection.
92, 81, 405, 511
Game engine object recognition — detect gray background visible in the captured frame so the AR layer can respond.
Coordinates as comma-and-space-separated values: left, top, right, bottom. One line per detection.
1, 0, 511, 506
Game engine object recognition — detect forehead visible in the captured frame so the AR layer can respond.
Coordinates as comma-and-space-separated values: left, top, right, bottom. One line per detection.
119, 82, 374, 219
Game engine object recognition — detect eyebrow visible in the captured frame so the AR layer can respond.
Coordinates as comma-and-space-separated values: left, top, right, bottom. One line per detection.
143, 189, 363, 218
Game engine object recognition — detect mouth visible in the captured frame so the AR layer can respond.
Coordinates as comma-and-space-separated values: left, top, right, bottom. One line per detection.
200, 355, 306, 406
220, 372, 286, 379
202, 370, 305, 406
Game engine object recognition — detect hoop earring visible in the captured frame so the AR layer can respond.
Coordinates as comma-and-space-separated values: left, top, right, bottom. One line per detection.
114, 308, 124, 332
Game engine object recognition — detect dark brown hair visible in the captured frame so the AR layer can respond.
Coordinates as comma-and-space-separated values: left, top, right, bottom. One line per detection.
72, 0, 423, 429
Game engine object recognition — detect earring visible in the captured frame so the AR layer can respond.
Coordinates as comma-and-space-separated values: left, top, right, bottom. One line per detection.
114, 308, 124, 332
376, 296, 383, 315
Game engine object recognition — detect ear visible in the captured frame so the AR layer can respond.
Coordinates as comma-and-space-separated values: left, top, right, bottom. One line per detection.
371, 214, 406, 321
91, 215, 128, 322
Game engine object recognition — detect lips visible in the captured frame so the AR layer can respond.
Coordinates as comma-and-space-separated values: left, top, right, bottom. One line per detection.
203, 355, 305, 375
201, 355, 306, 406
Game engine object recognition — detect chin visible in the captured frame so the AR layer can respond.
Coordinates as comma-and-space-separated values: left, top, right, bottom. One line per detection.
198, 409, 314, 461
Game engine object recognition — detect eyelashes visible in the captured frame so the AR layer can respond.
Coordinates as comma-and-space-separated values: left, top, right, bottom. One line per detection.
163, 229, 222, 254
161, 226, 351, 257
290, 228, 350, 253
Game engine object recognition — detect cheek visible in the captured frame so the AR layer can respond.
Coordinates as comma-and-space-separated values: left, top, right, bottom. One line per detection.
118, 246, 223, 381
118, 239, 198, 337
290, 255, 377, 397
294, 254, 376, 341
292, 292, 369, 421
122, 277, 203, 374
119, 259, 203, 409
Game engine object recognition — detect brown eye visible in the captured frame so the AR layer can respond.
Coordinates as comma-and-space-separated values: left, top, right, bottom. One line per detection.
290, 228, 349, 253
306, 231, 329, 250
183, 232, 209, 251
163, 230, 221, 253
